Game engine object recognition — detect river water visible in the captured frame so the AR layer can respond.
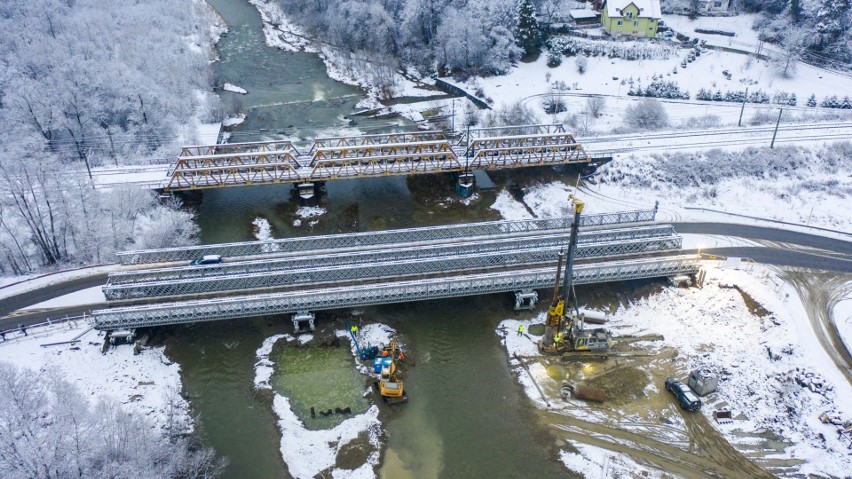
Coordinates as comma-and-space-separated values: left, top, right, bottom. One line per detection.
169, 1, 568, 478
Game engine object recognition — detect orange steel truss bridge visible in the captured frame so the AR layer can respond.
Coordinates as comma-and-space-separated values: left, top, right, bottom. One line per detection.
164, 124, 590, 191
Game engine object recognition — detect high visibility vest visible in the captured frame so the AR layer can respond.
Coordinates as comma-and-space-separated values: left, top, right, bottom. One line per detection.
518, 325, 524, 332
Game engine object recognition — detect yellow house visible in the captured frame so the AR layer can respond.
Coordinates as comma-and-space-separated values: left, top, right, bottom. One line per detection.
601, 0, 662, 38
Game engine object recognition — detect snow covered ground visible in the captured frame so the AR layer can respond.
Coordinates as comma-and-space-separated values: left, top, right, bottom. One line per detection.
488, 143, 852, 240
498, 262, 852, 476
0, 324, 190, 435
836, 289, 852, 361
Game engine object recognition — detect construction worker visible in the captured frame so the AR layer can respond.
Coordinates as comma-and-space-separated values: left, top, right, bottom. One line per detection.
517, 324, 524, 336
350, 324, 359, 335
0, 331, 5, 341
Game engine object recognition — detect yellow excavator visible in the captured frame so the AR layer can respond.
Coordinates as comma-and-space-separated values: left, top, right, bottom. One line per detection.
539, 196, 613, 357
376, 338, 408, 404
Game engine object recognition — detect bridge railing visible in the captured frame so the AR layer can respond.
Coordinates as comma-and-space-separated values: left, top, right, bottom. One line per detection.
92, 255, 699, 330
103, 236, 682, 300
107, 225, 677, 285
115, 209, 657, 265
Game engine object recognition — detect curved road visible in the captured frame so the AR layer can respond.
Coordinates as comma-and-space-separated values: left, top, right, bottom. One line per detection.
1, 223, 849, 330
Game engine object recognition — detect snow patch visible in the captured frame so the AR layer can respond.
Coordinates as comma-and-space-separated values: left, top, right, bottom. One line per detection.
222, 114, 246, 127
223, 83, 248, 94
490, 190, 533, 221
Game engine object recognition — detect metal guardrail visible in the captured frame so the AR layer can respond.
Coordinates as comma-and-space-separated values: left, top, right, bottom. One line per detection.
92, 256, 699, 330
107, 225, 677, 285
103, 236, 683, 300
116, 209, 657, 264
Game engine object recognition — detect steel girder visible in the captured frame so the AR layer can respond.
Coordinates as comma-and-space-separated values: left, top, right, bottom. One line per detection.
180, 140, 301, 157
308, 131, 446, 155
92, 256, 700, 330
165, 151, 303, 190
103, 236, 683, 300
116, 209, 656, 265
108, 225, 677, 285
306, 151, 462, 181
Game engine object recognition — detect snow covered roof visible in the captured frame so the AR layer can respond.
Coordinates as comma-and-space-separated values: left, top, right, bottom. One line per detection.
605, 0, 662, 19
569, 9, 600, 19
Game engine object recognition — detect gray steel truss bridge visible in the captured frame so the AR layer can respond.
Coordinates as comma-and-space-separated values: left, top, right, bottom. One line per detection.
163, 124, 590, 191
94, 208, 700, 330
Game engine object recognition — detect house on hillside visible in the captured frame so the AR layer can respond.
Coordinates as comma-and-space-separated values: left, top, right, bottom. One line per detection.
601, 0, 662, 38
694, 0, 730, 14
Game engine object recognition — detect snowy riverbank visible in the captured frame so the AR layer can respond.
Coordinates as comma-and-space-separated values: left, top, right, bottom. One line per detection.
0, 324, 191, 435
498, 262, 852, 476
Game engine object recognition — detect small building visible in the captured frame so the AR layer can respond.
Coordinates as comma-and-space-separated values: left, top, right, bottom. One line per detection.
601, 0, 662, 38
693, 0, 731, 14
688, 369, 719, 396
569, 8, 601, 26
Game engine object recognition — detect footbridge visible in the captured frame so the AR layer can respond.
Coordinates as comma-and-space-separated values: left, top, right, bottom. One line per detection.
93, 208, 700, 330
163, 124, 590, 192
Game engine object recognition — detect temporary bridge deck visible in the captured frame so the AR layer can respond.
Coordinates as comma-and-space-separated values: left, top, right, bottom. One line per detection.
92, 255, 699, 330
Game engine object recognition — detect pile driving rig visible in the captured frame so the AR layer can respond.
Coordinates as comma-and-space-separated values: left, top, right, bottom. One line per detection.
538, 196, 613, 357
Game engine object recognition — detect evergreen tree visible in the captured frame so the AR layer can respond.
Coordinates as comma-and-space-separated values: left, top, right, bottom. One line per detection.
515, 0, 541, 56
788, 93, 797, 106
807, 94, 817, 107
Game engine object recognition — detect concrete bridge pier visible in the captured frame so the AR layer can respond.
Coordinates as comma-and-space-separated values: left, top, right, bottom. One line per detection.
292, 311, 315, 333
514, 290, 539, 310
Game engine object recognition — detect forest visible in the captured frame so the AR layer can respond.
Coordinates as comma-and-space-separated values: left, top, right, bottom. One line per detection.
0, 0, 220, 275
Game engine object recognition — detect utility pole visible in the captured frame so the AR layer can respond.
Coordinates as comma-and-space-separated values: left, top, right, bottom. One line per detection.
738, 87, 748, 127
770, 108, 783, 148
451, 99, 456, 135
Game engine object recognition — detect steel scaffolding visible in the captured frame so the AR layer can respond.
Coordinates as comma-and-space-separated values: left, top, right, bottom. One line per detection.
116, 209, 657, 265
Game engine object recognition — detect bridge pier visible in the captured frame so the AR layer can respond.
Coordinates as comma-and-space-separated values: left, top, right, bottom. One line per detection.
292, 311, 315, 333
293, 182, 325, 203
514, 290, 539, 310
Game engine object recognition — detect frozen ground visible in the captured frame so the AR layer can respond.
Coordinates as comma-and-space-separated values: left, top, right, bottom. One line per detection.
254, 330, 386, 479
488, 143, 852, 240
499, 262, 852, 477
0, 324, 190, 435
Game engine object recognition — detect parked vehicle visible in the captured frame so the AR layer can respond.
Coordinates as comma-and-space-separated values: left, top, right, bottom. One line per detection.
189, 255, 222, 266
665, 377, 702, 412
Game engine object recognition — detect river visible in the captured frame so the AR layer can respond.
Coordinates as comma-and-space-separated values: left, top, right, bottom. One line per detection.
170, 1, 569, 478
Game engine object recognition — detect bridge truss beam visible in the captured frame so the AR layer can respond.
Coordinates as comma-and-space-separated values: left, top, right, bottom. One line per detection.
92, 256, 700, 330
103, 236, 683, 300
108, 225, 678, 285
116, 209, 657, 265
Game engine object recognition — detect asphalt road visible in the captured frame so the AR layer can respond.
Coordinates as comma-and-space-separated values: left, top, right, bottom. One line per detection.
673, 223, 852, 255
1, 223, 849, 333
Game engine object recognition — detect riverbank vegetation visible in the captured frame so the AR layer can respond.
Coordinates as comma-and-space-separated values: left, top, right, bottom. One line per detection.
0, 361, 227, 479
0, 0, 219, 274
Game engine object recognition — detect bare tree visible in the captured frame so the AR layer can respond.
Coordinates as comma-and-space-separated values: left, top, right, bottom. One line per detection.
586, 96, 606, 118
